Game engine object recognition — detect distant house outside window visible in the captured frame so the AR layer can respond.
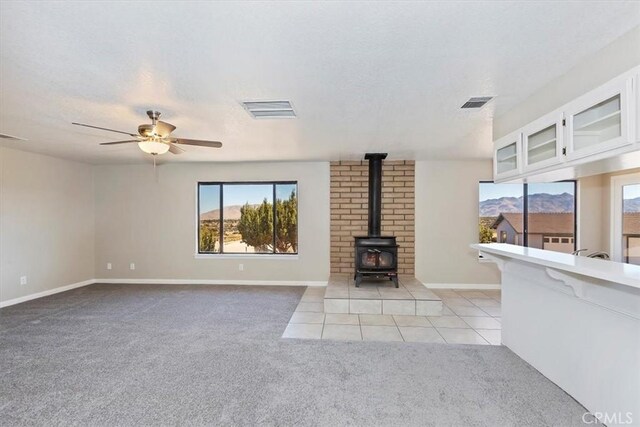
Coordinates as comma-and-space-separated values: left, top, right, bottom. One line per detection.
479, 181, 577, 254
198, 182, 298, 255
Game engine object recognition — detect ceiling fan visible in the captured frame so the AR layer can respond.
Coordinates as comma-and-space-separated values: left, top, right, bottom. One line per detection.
72, 110, 222, 155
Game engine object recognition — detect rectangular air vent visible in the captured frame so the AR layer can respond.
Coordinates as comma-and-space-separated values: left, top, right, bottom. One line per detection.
0, 133, 27, 141
242, 100, 296, 119
461, 96, 493, 109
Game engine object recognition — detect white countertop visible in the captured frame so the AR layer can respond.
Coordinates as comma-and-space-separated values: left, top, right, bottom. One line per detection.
471, 243, 640, 289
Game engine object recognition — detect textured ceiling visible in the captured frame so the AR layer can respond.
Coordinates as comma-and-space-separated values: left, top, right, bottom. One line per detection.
1, 1, 639, 164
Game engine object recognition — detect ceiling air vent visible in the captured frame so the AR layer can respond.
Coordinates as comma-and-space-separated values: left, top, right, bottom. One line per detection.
461, 96, 493, 109
0, 133, 27, 141
241, 100, 296, 119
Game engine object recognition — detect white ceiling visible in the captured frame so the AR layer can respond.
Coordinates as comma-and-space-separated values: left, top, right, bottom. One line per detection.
1, 1, 639, 164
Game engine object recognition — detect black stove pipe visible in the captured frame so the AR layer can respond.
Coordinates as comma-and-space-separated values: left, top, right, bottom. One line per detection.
364, 153, 387, 237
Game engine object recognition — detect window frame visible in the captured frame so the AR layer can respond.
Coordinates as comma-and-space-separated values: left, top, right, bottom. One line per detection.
196, 181, 298, 256
479, 180, 577, 253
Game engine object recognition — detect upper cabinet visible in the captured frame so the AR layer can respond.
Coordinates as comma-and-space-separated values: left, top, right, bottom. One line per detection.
522, 111, 563, 172
494, 131, 522, 180
493, 66, 639, 182
564, 74, 634, 161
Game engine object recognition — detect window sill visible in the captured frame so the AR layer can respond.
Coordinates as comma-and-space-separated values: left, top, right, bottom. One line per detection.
194, 253, 299, 260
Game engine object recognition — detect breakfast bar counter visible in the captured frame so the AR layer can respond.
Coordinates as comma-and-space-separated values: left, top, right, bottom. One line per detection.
471, 243, 640, 424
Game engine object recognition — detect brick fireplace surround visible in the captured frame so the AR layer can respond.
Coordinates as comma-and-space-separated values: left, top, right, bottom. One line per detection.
330, 160, 415, 276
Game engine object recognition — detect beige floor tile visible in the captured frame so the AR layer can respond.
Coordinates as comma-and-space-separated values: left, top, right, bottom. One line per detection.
350, 299, 382, 314
322, 324, 362, 341
482, 290, 501, 298
437, 328, 489, 345
378, 290, 414, 300
295, 302, 324, 313
399, 327, 445, 343
382, 300, 415, 315
349, 290, 381, 299
431, 290, 461, 298
427, 316, 470, 329
476, 329, 502, 345
303, 287, 326, 296
468, 298, 500, 308
442, 297, 475, 307
325, 313, 360, 325
442, 306, 455, 316
416, 301, 443, 316
300, 294, 324, 302
393, 315, 430, 327
460, 316, 501, 330
324, 299, 349, 314
289, 312, 325, 324
361, 325, 404, 342
456, 290, 492, 299
359, 314, 396, 326
447, 305, 489, 317
480, 306, 501, 317
282, 323, 323, 339
324, 288, 349, 298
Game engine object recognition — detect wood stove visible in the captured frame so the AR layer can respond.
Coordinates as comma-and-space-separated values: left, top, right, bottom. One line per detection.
354, 153, 399, 287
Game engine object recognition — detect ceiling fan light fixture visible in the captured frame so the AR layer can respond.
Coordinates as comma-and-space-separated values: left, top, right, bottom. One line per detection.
138, 140, 169, 155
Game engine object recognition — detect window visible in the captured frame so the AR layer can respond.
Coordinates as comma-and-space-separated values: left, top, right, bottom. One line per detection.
198, 182, 298, 255
479, 181, 576, 254
611, 174, 640, 264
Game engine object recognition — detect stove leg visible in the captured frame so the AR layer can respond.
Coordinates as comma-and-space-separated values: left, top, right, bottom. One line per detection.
392, 275, 399, 288
355, 274, 361, 288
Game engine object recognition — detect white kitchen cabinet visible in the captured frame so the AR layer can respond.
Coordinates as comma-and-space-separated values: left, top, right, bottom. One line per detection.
565, 73, 634, 161
492, 65, 640, 182
522, 111, 564, 172
493, 131, 522, 180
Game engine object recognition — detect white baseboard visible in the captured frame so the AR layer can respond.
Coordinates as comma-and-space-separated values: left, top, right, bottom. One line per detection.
0, 279, 96, 308
424, 283, 501, 290
95, 278, 328, 287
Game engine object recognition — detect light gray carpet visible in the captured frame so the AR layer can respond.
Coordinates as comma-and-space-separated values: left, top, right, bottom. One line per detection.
0, 284, 593, 426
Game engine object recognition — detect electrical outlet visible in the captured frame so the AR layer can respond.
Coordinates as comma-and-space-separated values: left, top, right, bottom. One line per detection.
20, 276, 27, 286
130, 263, 135, 270
239, 264, 244, 271
107, 263, 112, 270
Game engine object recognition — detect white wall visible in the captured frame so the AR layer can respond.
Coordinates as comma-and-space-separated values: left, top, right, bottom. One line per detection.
0, 147, 95, 303
94, 161, 330, 283
578, 168, 640, 257
415, 160, 500, 285
578, 174, 607, 254
494, 26, 640, 140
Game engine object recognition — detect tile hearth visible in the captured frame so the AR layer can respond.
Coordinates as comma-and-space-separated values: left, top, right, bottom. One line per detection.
282, 283, 502, 345
324, 274, 443, 316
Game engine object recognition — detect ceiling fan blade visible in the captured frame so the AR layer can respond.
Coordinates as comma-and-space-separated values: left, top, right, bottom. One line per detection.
99, 140, 139, 145
72, 122, 138, 137
155, 120, 176, 138
168, 143, 184, 154
175, 138, 222, 148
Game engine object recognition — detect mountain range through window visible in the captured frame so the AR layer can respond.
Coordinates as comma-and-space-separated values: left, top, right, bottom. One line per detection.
479, 181, 577, 253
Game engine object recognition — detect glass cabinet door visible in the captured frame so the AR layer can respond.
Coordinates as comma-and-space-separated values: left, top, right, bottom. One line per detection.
526, 124, 558, 167
572, 94, 621, 152
496, 142, 518, 175
566, 74, 632, 159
